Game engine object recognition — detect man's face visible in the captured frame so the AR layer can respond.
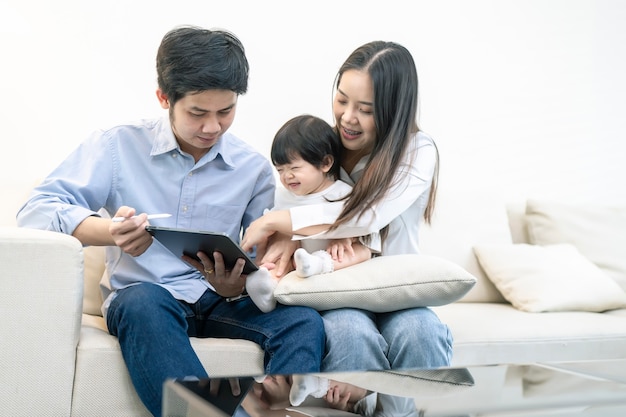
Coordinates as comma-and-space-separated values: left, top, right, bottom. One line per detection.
157, 89, 238, 161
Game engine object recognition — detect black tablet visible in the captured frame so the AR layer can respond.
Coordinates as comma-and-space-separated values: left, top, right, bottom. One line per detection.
146, 225, 258, 274
164, 377, 255, 417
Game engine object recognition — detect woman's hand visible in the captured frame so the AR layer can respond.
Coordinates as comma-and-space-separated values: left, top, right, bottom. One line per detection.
261, 234, 299, 278
183, 251, 246, 298
324, 385, 352, 411
242, 382, 310, 417
241, 217, 274, 255
241, 210, 293, 253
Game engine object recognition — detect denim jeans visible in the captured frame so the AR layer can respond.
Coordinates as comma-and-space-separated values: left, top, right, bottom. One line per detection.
106, 283, 325, 417
319, 308, 451, 417
320, 307, 453, 372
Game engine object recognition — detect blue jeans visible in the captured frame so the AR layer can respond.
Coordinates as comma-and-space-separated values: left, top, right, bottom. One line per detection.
320, 307, 453, 372
106, 283, 325, 417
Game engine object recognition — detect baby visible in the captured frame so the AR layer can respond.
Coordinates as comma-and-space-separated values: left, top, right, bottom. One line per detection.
246, 115, 377, 312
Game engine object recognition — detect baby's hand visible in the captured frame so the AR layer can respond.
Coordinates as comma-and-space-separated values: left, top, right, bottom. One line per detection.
324, 385, 352, 411
326, 238, 355, 263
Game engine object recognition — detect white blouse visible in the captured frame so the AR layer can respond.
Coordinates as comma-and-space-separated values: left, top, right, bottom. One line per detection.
289, 131, 437, 255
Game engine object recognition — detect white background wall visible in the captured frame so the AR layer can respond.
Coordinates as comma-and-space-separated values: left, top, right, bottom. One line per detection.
1, 0, 625, 226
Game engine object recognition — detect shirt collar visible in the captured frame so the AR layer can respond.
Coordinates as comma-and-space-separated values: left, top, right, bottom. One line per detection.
150, 116, 235, 168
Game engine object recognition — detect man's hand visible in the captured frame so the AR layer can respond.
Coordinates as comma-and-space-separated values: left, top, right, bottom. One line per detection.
109, 206, 153, 257
183, 251, 246, 298
208, 378, 241, 397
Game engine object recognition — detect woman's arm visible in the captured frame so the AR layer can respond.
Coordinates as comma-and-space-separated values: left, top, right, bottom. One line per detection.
291, 136, 438, 239
242, 136, 437, 248
240, 209, 293, 252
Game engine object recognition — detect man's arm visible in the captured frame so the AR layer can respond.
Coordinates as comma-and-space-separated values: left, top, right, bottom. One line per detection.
72, 207, 154, 257
72, 216, 116, 246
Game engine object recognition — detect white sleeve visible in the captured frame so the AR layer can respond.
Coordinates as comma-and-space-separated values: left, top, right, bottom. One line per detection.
290, 135, 437, 239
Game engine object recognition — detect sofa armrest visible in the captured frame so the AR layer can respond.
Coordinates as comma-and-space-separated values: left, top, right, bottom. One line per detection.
0, 227, 84, 416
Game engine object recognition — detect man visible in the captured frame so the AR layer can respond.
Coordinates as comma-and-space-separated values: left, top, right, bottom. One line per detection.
16, 26, 324, 417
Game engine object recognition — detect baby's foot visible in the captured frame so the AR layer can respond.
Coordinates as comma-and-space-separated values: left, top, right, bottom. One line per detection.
290, 375, 330, 406
295, 248, 333, 277
246, 267, 278, 313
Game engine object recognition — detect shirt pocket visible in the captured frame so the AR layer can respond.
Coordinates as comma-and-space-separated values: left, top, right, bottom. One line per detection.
198, 204, 246, 239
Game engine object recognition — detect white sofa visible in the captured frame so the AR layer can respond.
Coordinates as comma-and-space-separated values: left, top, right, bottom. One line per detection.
2, 191, 625, 417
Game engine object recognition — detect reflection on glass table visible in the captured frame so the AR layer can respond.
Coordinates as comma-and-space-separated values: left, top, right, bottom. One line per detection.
163, 360, 626, 417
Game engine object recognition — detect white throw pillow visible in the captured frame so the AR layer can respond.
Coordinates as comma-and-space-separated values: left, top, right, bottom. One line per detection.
525, 200, 626, 292
473, 243, 626, 313
273, 254, 477, 312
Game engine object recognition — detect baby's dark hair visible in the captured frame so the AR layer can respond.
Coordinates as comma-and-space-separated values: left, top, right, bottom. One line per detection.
271, 115, 342, 180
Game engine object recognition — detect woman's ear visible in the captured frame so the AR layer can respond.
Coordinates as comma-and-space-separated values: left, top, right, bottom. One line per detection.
156, 89, 170, 109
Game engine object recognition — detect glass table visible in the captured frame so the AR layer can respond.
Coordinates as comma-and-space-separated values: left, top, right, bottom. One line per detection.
163, 359, 626, 417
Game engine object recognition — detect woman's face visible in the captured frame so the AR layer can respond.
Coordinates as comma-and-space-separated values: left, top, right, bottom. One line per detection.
332, 69, 377, 155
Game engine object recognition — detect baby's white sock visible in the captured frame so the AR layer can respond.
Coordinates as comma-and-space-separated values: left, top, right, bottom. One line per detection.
245, 267, 278, 313
289, 374, 330, 406
294, 248, 334, 278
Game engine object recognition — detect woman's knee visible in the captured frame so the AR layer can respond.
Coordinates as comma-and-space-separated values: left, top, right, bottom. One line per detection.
380, 308, 453, 367
322, 309, 377, 338
321, 309, 389, 371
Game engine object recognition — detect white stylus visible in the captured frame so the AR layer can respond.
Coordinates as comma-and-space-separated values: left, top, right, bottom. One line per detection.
111, 213, 172, 222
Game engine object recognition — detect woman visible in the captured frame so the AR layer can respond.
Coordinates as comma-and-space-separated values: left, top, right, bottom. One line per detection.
241, 40, 452, 372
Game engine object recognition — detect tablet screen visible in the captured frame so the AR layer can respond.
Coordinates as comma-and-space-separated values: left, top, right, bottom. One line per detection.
146, 226, 259, 274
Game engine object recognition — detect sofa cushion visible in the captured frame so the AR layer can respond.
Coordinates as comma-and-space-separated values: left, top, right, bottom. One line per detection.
525, 199, 626, 292
274, 254, 477, 312
473, 243, 626, 312
72, 314, 265, 417
433, 302, 626, 367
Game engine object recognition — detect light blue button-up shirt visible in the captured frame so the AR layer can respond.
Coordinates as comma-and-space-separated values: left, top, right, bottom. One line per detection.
17, 116, 275, 310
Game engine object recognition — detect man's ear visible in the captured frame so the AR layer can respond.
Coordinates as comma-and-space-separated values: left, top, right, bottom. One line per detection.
156, 89, 170, 109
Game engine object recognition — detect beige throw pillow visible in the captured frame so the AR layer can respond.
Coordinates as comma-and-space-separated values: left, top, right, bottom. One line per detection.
525, 200, 626, 291
473, 243, 626, 313
82, 245, 106, 316
273, 254, 477, 312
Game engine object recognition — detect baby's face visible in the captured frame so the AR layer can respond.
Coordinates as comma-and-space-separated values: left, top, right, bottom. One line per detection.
275, 157, 334, 196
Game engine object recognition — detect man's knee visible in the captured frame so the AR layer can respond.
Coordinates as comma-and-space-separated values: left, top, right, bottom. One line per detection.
108, 283, 182, 332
